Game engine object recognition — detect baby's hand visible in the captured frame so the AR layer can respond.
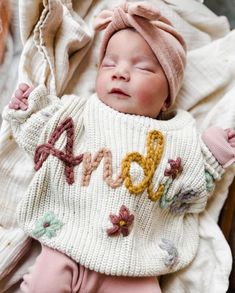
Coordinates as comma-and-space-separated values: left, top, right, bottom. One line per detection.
202, 126, 235, 168
8, 83, 34, 111
225, 128, 235, 147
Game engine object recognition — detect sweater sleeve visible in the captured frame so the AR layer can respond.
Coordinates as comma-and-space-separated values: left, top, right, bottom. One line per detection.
2, 85, 62, 157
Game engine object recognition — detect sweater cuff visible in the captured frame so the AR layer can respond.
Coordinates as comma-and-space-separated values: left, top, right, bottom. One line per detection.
2, 85, 61, 156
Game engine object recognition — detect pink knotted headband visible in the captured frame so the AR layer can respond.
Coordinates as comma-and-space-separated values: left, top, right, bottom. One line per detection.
94, 1, 187, 107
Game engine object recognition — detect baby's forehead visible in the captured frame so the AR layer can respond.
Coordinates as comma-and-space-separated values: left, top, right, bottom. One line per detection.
103, 48, 160, 67
104, 29, 160, 64
104, 51, 158, 63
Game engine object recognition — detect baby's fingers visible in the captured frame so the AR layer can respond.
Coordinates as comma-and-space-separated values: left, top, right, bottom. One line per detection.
9, 96, 28, 110
227, 129, 235, 138
23, 86, 34, 98
229, 139, 235, 148
225, 128, 235, 147
15, 88, 24, 100
19, 83, 30, 92
8, 101, 20, 110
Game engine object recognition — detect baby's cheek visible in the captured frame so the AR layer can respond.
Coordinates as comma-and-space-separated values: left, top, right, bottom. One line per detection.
138, 97, 152, 109
95, 73, 106, 97
134, 76, 157, 98
135, 88, 155, 107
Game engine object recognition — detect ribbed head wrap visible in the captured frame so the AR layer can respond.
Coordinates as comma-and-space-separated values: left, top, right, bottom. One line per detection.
94, 1, 187, 107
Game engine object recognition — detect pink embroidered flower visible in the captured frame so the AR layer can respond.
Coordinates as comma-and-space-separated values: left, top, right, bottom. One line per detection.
107, 205, 134, 237
164, 157, 183, 179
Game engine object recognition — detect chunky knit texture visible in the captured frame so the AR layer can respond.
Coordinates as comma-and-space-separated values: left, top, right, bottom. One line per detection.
3, 85, 224, 277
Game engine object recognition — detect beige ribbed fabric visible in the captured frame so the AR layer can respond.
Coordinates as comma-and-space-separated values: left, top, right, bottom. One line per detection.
3, 85, 224, 276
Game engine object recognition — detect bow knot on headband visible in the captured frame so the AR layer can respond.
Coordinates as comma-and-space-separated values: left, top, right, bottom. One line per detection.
94, 1, 187, 107
94, 2, 162, 31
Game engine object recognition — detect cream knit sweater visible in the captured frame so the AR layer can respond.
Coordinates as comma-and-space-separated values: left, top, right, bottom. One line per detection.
3, 85, 224, 277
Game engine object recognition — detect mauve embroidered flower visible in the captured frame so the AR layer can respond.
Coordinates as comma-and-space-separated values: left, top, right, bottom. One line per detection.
170, 190, 198, 214
164, 157, 183, 179
107, 205, 134, 237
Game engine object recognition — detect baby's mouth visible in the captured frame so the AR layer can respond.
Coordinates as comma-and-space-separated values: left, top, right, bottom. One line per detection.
109, 88, 130, 97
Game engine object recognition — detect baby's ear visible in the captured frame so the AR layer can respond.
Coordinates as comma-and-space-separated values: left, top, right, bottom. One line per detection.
161, 97, 170, 112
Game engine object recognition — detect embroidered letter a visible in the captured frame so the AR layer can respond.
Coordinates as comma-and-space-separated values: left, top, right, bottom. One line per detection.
34, 117, 83, 184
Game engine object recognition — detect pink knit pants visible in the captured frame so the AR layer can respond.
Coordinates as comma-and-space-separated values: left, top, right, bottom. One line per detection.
20, 245, 162, 293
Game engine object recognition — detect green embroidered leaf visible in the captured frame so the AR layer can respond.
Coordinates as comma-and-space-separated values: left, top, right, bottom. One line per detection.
159, 177, 173, 208
205, 171, 215, 192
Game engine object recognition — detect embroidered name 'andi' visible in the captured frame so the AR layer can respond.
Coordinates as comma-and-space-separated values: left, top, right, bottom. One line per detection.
34, 118, 166, 202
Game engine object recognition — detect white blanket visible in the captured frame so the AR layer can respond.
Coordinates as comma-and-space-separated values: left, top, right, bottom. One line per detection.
0, 0, 234, 292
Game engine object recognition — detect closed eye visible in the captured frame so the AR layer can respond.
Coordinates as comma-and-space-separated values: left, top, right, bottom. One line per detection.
101, 57, 116, 68
102, 63, 116, 68
136, 66, 155, 73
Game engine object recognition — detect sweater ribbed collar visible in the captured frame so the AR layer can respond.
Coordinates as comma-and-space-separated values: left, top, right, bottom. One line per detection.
85, 94, 193, 132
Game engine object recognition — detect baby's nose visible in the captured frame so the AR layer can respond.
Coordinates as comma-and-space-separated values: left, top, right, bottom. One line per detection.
112, 67, 130, 81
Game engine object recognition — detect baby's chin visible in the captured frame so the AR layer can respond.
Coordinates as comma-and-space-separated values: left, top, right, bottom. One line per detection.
97, 95, 159, 118
108, 104, 159, 118
98, 96, 134, 115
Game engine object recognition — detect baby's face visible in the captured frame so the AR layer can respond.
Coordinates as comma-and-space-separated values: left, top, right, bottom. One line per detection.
96, 29, 169, 118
